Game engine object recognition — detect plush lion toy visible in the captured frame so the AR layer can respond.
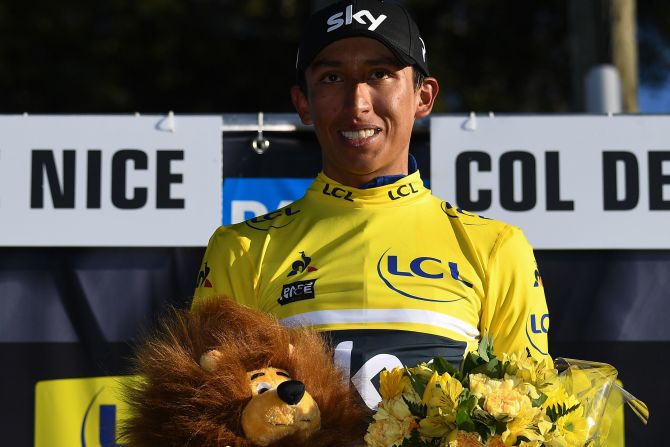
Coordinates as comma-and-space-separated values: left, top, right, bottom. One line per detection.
121, 297, 370, 446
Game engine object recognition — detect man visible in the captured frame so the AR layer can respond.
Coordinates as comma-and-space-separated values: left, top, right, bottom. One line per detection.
193, 0, 550, 409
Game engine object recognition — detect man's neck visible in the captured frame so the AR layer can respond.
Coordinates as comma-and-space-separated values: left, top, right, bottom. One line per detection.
357, 154, 418, 189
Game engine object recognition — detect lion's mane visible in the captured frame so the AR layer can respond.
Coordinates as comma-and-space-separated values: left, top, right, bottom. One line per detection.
121, 297, 370, 446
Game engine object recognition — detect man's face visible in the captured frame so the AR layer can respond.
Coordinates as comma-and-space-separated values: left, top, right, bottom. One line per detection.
291, 37, 438, 187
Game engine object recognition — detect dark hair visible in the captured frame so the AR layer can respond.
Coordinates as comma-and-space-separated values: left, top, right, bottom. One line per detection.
412, 67, 425, 90
298, 65, 426, 96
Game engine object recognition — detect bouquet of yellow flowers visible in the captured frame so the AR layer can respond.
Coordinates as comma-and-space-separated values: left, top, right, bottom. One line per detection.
364, 338, 648, 447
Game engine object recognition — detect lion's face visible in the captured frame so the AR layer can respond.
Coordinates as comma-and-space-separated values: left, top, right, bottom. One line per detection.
241, 367, 321, 446
199, 348, 322, 446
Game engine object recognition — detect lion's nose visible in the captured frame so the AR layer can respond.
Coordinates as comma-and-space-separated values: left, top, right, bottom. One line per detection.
277, 380, 305, 405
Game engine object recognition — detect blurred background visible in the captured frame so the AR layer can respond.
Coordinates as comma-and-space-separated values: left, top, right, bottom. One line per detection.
1, 0, 668, 446
2, 0, 670, 114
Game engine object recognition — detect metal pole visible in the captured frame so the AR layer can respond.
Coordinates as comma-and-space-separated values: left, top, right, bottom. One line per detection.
611, 0, 639, 112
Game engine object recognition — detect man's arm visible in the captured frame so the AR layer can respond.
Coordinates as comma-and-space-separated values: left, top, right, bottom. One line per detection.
480, 225, 550, 360
192, 228, 258, 310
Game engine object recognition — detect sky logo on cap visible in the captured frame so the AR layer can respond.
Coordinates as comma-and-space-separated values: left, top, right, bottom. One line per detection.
326, 4, 387, 32
419, 37, 426, 62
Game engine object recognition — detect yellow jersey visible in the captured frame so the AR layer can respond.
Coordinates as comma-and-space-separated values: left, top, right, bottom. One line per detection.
193, 171, 550, 407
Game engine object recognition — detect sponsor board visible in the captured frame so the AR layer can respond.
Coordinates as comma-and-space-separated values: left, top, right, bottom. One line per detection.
222, 177, 312, 225
0, 115, 221, 246
431, 115, 670, 249
35, 376, 133, 447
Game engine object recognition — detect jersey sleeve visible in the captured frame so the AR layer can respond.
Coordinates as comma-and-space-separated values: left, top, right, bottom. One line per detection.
480, 225, 550, 361
191, 227, 258, 310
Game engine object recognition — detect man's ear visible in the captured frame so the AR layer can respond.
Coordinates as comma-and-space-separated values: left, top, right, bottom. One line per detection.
290, 85, 313, 125
415, 77, 439, 119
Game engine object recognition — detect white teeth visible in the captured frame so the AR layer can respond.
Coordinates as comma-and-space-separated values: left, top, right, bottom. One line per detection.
341, 129, 376, 140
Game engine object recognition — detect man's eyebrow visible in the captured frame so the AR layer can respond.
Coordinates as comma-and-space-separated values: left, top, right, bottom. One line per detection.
309, 57, 403, 71
366, 57, 404, 67
309, 59, 342, 71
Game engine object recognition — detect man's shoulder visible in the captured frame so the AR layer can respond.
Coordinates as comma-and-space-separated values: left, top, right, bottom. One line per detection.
430, 198, 527, 248
213, 197, 311, 240
434, 199, 510, 231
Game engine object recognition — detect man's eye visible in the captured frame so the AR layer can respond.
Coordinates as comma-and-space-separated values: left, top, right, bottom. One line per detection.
321, 73, 340, 83
371, 71, 389, 80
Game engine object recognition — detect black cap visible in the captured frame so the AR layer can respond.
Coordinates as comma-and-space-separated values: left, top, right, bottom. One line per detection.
296, 0, 429, 80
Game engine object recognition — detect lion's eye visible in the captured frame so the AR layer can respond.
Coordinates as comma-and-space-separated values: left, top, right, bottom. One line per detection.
255, 382, 272, 394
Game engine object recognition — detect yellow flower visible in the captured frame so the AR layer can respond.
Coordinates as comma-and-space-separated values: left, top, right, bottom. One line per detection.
420, 412, 455, 439
517, 440, 544, 447
485, 435, 506, 447
380, 368, 410, 401
469, 374, 530, 419
503, 351, 556, 391
541, 385, 580, 412
554, 406, 589, 446
510, 377, 540, 401
543, 431, 568, 447
446, 430, 485, 447
501, 404, 544, 445
418, 371, 464, 439
409, 362, 435, 380
384, 396, 413, 421
537, 418, 554, 436
419, 370, 464, 439
364, 403, 417, 447
423, 371, 464, 409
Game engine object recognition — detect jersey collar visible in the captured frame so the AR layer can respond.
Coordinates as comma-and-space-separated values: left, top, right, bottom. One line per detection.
308, 169, 428, 207
357, 154, 419, 189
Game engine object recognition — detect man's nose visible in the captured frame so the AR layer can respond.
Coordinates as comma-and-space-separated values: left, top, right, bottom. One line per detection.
346, 82, 372, 116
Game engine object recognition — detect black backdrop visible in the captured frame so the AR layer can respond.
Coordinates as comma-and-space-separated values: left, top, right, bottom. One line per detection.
0, 129, 665, 445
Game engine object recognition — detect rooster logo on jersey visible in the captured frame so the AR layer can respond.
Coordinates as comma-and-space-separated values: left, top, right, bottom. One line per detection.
288, 252, 318, 277
196, 262, 213, 288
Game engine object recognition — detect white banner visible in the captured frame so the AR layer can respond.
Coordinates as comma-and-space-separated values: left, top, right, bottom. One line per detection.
430, 115, 670, 249
0, 115, 222, 246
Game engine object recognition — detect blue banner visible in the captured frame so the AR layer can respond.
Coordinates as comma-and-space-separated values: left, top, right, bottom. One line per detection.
222, 178, 312, 225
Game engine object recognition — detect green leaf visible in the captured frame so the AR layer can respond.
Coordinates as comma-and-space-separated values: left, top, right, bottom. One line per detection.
478, 335, 494, 362
471, 407, 498, 437
470, 357, 502, 378
461, 351, 485, 376
400, 428, 438, 447
405, 366, 427, 399
455, 407, 475, 431
455, 392, 479, 432
532, 392, 548, 408
546, 402, 581, 422
431, 356, 457, 376
403, 396, 427, 418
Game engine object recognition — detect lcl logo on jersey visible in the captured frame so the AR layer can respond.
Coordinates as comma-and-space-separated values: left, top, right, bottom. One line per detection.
526, 313, 550, 356
440, 201, 491, 221
326, 4, 387, 32
244, 206, 301, 231
376, 249, 471, 302
387, 183, 419, 201
322, 184, 354, 202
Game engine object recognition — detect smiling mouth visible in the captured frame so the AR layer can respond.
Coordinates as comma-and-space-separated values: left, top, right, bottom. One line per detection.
340, 128, 380, 140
